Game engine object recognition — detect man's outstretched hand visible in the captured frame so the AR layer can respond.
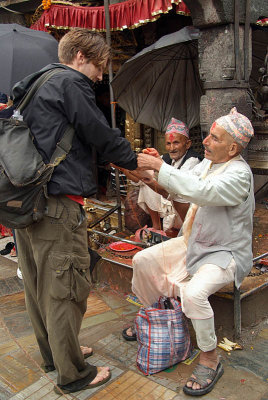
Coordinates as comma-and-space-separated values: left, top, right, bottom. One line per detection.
142, 148, 160, 157
137, 153, 163, 172
111, 146, 163, 181
110, 163, 155, 184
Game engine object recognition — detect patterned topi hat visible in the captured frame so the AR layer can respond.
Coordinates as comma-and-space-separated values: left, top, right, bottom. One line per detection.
215, 107, 254, 148
165, 118, 189, 138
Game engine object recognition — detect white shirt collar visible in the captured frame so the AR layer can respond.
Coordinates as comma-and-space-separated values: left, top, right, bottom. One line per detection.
171, 155, 184, 168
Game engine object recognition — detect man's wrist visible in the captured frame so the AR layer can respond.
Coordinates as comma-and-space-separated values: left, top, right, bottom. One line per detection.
154, 158, 164, 171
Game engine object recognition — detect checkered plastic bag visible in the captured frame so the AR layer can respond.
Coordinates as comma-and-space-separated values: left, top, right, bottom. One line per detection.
135, 296, 192, 375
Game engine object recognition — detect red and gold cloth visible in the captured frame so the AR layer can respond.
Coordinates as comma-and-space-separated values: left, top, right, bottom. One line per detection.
31, 0, 190, 32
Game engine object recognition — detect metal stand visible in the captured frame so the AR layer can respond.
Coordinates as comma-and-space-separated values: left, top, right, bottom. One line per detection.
233, 283, 241, 339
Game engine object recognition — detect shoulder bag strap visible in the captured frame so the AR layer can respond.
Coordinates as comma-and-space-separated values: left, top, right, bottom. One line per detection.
17, 68, 66, 112
17, 67, 75, 167
49, 124, 75, 167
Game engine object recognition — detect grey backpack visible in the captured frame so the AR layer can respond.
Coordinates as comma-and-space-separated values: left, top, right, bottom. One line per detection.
0, 69, 75, 229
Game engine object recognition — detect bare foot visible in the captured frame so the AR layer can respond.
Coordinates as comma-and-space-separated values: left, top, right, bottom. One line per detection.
126, 327, 135, 337
90, 367, 110, 386
186, 349, 219, 391
10, 247, 17, 257
80, 346, 93, 356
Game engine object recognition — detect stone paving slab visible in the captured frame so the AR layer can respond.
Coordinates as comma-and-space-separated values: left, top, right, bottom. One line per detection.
84, 295, 111, 318
0, 333, 38, 356
2, 312, 33, 339
94, 333, 137, 367
113, 304, 140, 317
0, 385, 14, 399
0, 353, 41, 394
97, 290, 131, 310
0, 292, 26, 316
0, 277, 24, 297
90, 371, 181, 400
81, 311, 121, 330
9, 354, 124, 400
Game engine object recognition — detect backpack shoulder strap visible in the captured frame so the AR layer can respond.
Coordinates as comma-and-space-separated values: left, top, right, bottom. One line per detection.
49, 124, 75, 167
17, 67, 74, 167
17, 68, 65, 112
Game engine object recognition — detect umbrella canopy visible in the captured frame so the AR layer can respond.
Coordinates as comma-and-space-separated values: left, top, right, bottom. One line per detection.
111, 26, 203, 132
0, 24, 58, 96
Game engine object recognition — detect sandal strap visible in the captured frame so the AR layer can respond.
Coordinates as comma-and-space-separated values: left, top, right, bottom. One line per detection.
188, 363, 218, 388
130, 326, 136, 335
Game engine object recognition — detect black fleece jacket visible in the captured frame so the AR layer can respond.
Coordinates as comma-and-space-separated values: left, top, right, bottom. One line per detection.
13, 63, 137, 197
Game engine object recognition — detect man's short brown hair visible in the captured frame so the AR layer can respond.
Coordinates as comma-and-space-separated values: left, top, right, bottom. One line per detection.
58, 28, 111, 67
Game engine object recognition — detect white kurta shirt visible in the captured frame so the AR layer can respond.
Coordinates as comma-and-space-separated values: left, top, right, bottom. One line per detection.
158, 156, 255, 287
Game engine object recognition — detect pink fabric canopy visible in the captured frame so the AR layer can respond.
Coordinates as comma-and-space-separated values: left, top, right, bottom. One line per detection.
31, 0, 190, 32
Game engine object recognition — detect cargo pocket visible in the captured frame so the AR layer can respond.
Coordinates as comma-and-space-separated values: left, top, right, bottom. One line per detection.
49, 252, 91, 302
35, 197, 65, 241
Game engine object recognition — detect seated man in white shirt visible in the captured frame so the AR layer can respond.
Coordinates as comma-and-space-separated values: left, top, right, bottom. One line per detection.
122, 118, 202, 232
133, 108, 254, 396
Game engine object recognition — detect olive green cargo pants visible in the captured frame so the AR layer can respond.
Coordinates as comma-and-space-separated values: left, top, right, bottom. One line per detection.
16, 195, 97, 385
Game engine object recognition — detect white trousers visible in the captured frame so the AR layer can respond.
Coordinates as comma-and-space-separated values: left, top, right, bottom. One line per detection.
132, 236, 236, 351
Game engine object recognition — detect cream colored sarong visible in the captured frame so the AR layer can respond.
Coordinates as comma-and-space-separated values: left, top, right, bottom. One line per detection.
132, 235, 188, 306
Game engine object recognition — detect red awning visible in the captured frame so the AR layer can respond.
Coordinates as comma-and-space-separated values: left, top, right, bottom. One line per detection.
31, 0, 190, 32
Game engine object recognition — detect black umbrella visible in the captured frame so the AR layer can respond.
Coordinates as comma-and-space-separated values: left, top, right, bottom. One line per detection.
0, 24, 58, 96
111, 26, 203, 132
